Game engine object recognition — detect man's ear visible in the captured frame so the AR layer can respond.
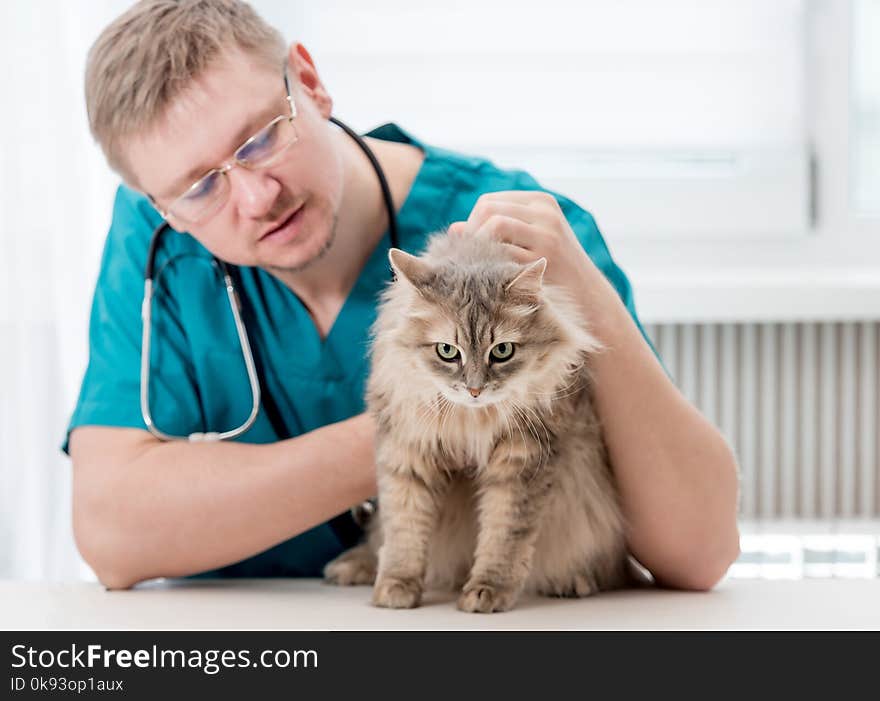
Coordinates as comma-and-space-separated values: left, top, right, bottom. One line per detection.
505, 258, 547, 296
287, 42, 333, 118
389, 248, 434, 288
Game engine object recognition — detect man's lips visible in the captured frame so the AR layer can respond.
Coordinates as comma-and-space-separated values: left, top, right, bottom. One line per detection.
259, 205, 302, 241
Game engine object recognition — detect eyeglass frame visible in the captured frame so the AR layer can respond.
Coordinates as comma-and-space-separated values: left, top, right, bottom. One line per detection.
148, 71, 299, 225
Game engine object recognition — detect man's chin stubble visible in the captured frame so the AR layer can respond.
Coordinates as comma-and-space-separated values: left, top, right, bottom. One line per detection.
270, 212, 337, 275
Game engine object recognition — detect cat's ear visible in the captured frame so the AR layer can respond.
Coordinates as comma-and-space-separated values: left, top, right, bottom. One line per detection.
389, 248, 433, 288
505, 257, 547, 296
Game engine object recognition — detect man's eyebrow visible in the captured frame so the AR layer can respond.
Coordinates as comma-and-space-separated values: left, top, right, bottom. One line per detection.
160, 100, 283, 200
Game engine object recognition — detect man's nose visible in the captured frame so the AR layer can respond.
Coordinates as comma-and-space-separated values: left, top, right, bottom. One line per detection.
228, 166, 281, 219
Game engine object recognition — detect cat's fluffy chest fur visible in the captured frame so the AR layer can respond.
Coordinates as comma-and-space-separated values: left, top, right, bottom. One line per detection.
395, 398, 508, 473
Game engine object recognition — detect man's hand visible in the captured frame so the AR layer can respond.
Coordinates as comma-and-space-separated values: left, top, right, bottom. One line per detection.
448, 190, 621, 338
448, 190, 597, 293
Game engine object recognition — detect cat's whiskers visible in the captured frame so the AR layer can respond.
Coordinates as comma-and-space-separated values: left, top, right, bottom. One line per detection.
502, 400, 544, 481
498, 403, 516, 465
511, 398, 551, 447
427, 393, 453, 442
507, 398, 553, 481
510, 401, 540, 446
436, 392, 457, 446
528, 371, 587, 404
528, 386, 583, 409
411, 393, 445, 446
409, 394, 433, 424
505, 404, 531, 481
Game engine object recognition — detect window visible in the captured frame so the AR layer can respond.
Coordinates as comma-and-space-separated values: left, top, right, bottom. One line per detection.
260, 0, 810, 241
258, 2, 880, 323
853, 0, 880, 215
730, 530, 880, 580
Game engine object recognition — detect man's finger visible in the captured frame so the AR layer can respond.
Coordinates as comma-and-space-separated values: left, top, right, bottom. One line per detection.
474, 214, 536, 250
476, 190, 559, 208
466, 200, 542, 234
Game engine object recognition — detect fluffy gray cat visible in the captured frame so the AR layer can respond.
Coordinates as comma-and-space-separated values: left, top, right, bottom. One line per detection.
324, 230, 645, 612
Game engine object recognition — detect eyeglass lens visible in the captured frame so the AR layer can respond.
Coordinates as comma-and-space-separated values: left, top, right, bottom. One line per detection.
170, 116, 296, 223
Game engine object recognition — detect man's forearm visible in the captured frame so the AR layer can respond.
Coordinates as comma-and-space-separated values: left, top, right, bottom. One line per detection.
71, 415, 377, 589
581, 275, 741, 590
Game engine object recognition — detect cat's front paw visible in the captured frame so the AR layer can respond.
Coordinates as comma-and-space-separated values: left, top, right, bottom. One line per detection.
323, 544, 377, 586
539, 571, 599, 598
372, 575, 423, 609
457, 580, 520, 613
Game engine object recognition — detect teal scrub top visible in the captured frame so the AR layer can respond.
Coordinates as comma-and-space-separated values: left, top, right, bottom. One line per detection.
64, 123, 654, 579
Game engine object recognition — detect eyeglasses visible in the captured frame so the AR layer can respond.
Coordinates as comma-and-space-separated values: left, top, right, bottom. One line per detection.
151, 76, 298, 225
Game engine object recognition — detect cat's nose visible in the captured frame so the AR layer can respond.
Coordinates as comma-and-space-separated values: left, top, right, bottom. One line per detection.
467, 387, 482, 398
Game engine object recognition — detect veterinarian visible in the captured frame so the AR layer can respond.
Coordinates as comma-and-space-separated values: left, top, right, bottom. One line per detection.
65, 0, 740, 590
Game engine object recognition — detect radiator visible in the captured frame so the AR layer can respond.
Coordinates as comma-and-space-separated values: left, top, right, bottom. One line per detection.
644, 322, 880, 521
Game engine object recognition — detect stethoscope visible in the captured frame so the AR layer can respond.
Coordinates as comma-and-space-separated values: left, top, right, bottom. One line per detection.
140, 116, 400, 445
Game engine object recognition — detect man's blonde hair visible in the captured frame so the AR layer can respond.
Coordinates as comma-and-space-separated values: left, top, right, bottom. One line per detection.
85, 0, 287, 183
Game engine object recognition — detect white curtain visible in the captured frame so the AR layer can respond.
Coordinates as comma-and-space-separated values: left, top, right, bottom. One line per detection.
0, 1, 130, 580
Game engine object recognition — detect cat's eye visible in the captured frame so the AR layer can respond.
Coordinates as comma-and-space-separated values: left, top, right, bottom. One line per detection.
436, 343, 461, 362
490, 342, 515, 362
